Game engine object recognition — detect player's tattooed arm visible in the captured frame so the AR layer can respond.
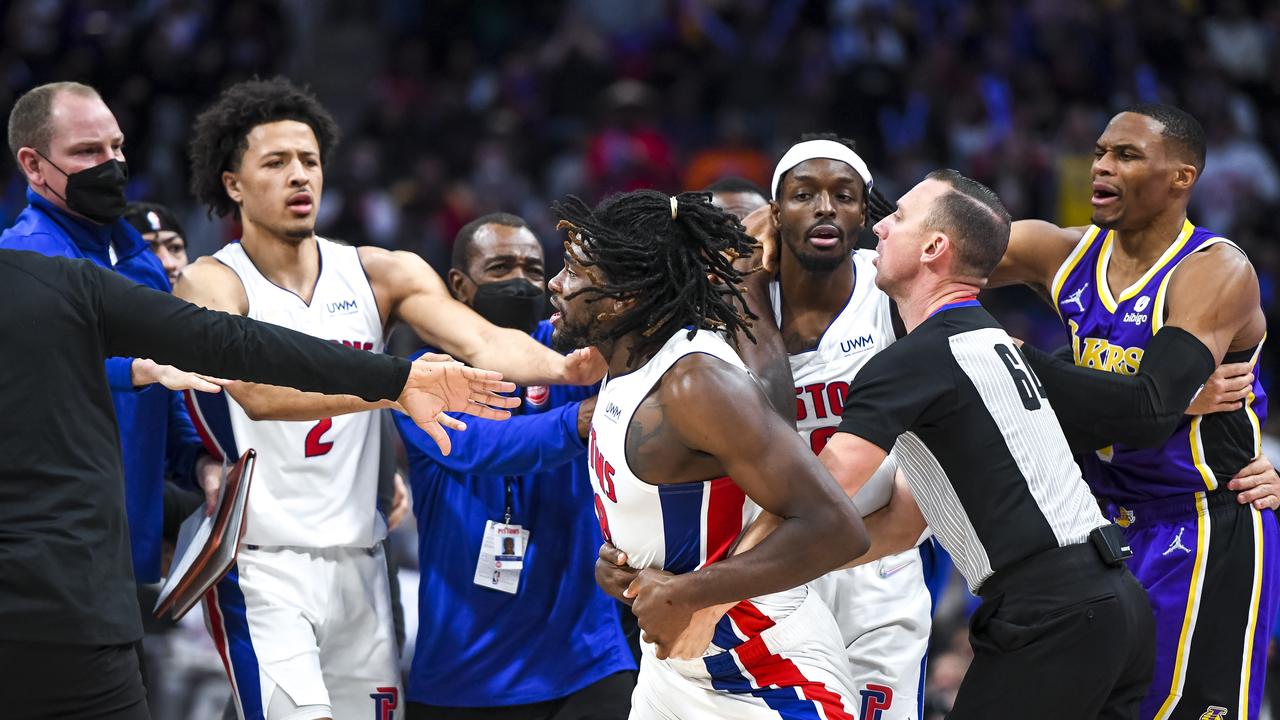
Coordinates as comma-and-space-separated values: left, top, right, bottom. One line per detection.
624, 411, 666, 475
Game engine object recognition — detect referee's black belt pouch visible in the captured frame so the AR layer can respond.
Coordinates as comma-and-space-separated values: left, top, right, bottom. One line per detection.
978, 537, 1124, 601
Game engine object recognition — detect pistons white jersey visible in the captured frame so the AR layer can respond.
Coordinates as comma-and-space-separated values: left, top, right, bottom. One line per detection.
771, 249, 897, 455
187, 237, 386, 548
588, 328, 806, 652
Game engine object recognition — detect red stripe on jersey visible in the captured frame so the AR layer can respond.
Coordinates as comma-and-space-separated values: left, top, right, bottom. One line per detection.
726, 600, 777, 639
183, 390, 226, 462
204, 587, 238, 699
736, 640, 854, 720
703, 476, 746, 566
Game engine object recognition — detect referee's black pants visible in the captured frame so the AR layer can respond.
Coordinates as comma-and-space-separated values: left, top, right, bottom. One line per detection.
949, 543, 1155, 720
0, 640, 150, 719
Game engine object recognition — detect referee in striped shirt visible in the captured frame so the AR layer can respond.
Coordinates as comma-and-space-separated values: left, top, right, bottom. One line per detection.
821, 170, 1154, 719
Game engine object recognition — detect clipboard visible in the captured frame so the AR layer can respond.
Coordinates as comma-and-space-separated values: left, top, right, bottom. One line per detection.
153, 449, 256, 620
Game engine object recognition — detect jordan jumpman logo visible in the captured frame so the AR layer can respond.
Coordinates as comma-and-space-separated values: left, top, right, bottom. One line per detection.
1063, 283, 1089, 313
1163, 526, 1192, 555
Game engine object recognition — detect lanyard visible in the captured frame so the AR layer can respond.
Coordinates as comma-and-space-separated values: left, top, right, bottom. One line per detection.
503, 478, 514, 525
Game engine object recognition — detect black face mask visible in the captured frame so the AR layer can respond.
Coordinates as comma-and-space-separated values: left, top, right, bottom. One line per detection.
470, 278, 546, 334
37, 152, 129, 224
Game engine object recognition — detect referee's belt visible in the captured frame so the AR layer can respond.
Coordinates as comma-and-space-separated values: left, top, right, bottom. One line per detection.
1107, 488, 1241, 530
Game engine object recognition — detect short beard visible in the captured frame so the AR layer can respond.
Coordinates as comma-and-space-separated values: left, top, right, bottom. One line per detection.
285, 225, 314, 240
551, 322, 594, 354
791, 248, 845, 273
784, 234, 848, 274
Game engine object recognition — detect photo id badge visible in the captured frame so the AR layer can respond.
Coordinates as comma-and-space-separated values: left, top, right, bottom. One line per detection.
472, 520, 529, 594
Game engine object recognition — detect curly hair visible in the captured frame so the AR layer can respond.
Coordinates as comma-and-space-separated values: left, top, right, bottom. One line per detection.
188, 76, 340, 217
552, 189, 757, 364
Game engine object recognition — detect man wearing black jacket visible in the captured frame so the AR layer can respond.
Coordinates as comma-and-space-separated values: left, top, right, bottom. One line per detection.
0, 249, 518, 719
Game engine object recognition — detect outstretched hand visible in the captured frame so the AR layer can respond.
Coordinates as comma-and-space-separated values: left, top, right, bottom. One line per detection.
397, 354, 519, 455
562, 347, 607, 385
741, 204, 780, 274
132, 358, 227, 393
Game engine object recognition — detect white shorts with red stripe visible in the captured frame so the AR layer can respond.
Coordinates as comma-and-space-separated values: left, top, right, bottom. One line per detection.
203, 544, 401, 720
631, 587, 859, 720
809, 548, 932, 720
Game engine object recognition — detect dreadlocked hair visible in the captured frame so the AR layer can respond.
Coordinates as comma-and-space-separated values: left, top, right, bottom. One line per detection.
866, 186, 897, 225
795, 131, 897, 225
552, 189, 758, 365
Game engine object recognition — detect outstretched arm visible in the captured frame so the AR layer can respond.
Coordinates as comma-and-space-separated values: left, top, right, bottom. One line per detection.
363, 247, 605, 387
94, 260, 518, 454
174, 256, 389, 421
625, 357, 866, 657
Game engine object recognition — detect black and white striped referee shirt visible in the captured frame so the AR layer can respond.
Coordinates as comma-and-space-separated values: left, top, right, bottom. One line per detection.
837, 301, 1107, 592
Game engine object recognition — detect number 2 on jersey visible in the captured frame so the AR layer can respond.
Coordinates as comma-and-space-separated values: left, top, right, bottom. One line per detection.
305, 417, 334, 457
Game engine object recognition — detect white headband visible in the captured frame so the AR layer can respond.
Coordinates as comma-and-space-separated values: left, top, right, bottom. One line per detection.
770, 139, 873, 200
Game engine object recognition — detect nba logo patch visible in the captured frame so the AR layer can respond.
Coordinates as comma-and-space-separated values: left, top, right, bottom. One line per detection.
1199, 707, 1228, 720
525, 385, 549, 408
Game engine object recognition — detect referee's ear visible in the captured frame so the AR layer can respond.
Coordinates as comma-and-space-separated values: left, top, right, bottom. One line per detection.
920, 231, 949, 266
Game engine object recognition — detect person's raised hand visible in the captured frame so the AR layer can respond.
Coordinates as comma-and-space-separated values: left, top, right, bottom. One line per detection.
742, 204, 779, 274
397, 357, 519, 455
562, 347, 607, 385
132, 358, 227, 393
1188, 362, 1254, 415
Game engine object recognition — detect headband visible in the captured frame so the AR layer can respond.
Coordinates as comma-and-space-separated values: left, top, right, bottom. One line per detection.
770, 139, 873, 200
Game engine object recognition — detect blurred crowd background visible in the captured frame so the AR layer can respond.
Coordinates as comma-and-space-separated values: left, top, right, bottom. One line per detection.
3, 1, 1279, 717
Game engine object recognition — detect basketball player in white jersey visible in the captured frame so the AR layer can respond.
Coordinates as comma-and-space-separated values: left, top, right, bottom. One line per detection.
548, 188, 865, 720
174, 79, 602, 720
599, 141, 934, 720
762, 136, 934, 720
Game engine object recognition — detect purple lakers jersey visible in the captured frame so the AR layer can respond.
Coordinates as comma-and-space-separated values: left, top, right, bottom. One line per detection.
1050, 220, 1267, 504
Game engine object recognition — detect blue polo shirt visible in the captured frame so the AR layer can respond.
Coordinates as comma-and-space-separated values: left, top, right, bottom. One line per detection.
395, 321, 635, 707
0, 188, 204, 582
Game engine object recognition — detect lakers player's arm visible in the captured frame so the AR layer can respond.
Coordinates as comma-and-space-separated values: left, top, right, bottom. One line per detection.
625, 357, 867, 656
986, 220, 1085, 294
361, 247, 604, 387
1022, 244, 1262, 448
174, 257, 394, 421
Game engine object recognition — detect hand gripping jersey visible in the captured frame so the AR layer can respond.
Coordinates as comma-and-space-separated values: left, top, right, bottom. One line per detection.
189, 237, 387, 548
587, 328, 806, 651
1051, 220, 1268, 504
